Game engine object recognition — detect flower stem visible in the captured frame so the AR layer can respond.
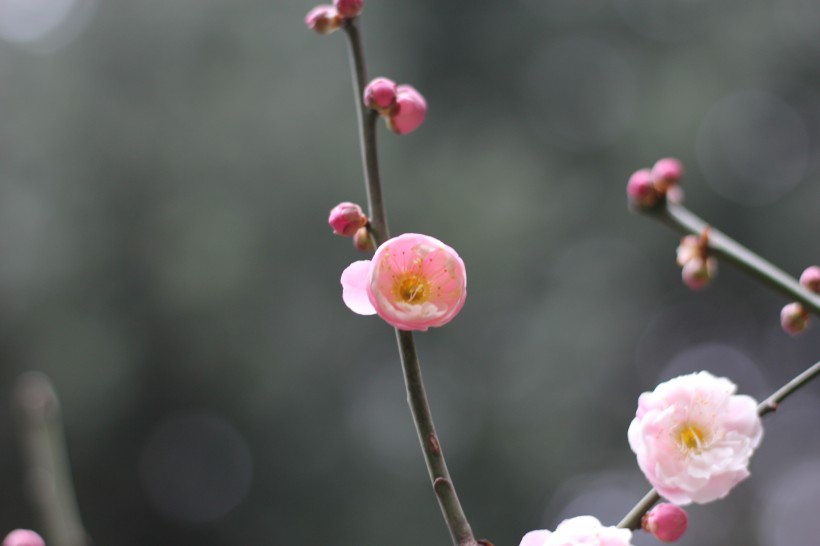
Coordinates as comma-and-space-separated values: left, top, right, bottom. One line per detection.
618, 359, 820, 530
396, 330, 478, 546
757, 359, 820, 417
617, 489, 660, 530
342, 20, 389, 245
340, 17, 478, 546
645, 203, 820, 315
15, 372, 89, 546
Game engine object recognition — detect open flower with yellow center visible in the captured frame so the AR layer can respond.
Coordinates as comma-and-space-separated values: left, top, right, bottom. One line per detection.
519, 516, 633, 546
627, 371, 763, 505
340, 233, 466, 331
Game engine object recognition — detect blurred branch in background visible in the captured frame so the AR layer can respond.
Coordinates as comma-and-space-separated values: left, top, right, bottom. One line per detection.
647, 203, 820, 315
15, 373, 89, 546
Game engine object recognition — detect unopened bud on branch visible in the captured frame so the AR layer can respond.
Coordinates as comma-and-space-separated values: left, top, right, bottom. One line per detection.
329, 202, 367, 236
305, 5, 342, 35
643, 504, 688, 542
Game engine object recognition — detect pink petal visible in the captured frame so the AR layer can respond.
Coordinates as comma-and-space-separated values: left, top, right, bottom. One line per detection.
341, 260, 376, 315
518, 530, 551, 546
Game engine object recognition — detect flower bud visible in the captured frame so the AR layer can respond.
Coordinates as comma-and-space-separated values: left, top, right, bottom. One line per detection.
681, 256, 717, 290
334, 0, 363, 18
386, 85, 427, 135
2, 530, 45, 546
353, 226, 374, 252
328, 202, 367, 236
781, 302, 809, 335
305, 5, 341, 35
666, 184, 685, 204
676, 235, 701, 267
651, 158, 684, 191
364, 77, 398, 113
799, 265, 820, 294
627, 169, 660, 209
642, 504, 688, 542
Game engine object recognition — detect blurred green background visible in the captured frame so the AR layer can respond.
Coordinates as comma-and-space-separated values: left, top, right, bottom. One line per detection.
0, 0, 818, 544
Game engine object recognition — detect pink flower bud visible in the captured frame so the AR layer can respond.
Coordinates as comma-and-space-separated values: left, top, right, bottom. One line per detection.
305, 5, 341, 35
627, 168, 660, 209
676, 235, 701, 267
799, 265, 820, 294
681, 256, 717, 290
2, 530, 45, 546
328, 202, 367, 236
643, 504, 688, 542
386, 85, 427, 135
651, 157, 684, 191
781, 302, 809, 335
364, 77, 398, 113
334, 0, 363, 18
352, 226, 374, 252
666, 184, 685, 204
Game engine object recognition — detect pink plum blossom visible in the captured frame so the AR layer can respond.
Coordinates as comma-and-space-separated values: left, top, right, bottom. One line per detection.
328, 202, 367, 236
799, 265, 820, 293
628, 371, 763, 505
2, 530, 45, 546
333, 0, 363, 18
780, 302, 809, 335
643, 503, 688, 542
305, 5, 341, 35
386, 85, 427, 135
518, 516, 633, 546
340, 233, 466, 331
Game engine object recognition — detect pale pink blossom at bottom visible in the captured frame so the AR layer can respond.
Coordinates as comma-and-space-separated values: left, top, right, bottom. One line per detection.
2, 530, 44, 546
341, 233, 466, 331
386, 85, 427, 135
628, 371, 763, 505
518, 516, 633, 546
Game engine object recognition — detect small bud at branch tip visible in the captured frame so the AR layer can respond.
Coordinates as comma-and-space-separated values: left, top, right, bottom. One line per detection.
305, 5, 341, 35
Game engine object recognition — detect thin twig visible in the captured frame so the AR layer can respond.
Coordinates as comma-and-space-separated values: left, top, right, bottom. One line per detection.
15, 372, 89, 546
342, 20, 388, 245
397, 330, 478, 546
644, 202, 820, 315
340, 17, 478, 546
618, 359, 820, 530
757, 360, 820, 417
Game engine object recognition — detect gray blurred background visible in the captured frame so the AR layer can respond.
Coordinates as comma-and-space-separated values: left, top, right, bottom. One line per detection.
0, 0, 818, 544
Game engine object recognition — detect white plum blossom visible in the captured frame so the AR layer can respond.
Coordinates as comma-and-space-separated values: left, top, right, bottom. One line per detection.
519, 516, 633, 546
628, 371, 763, 505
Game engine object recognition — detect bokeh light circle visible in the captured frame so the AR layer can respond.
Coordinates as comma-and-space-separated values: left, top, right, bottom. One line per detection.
140, 411, 253, 524
696, 90, 809, 206
0, 0, 96, 51
522, 35, 639, 152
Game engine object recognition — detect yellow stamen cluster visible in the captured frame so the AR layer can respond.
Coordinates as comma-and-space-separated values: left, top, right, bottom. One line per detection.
395, 274, 430, 304
676, 424, 707, 453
